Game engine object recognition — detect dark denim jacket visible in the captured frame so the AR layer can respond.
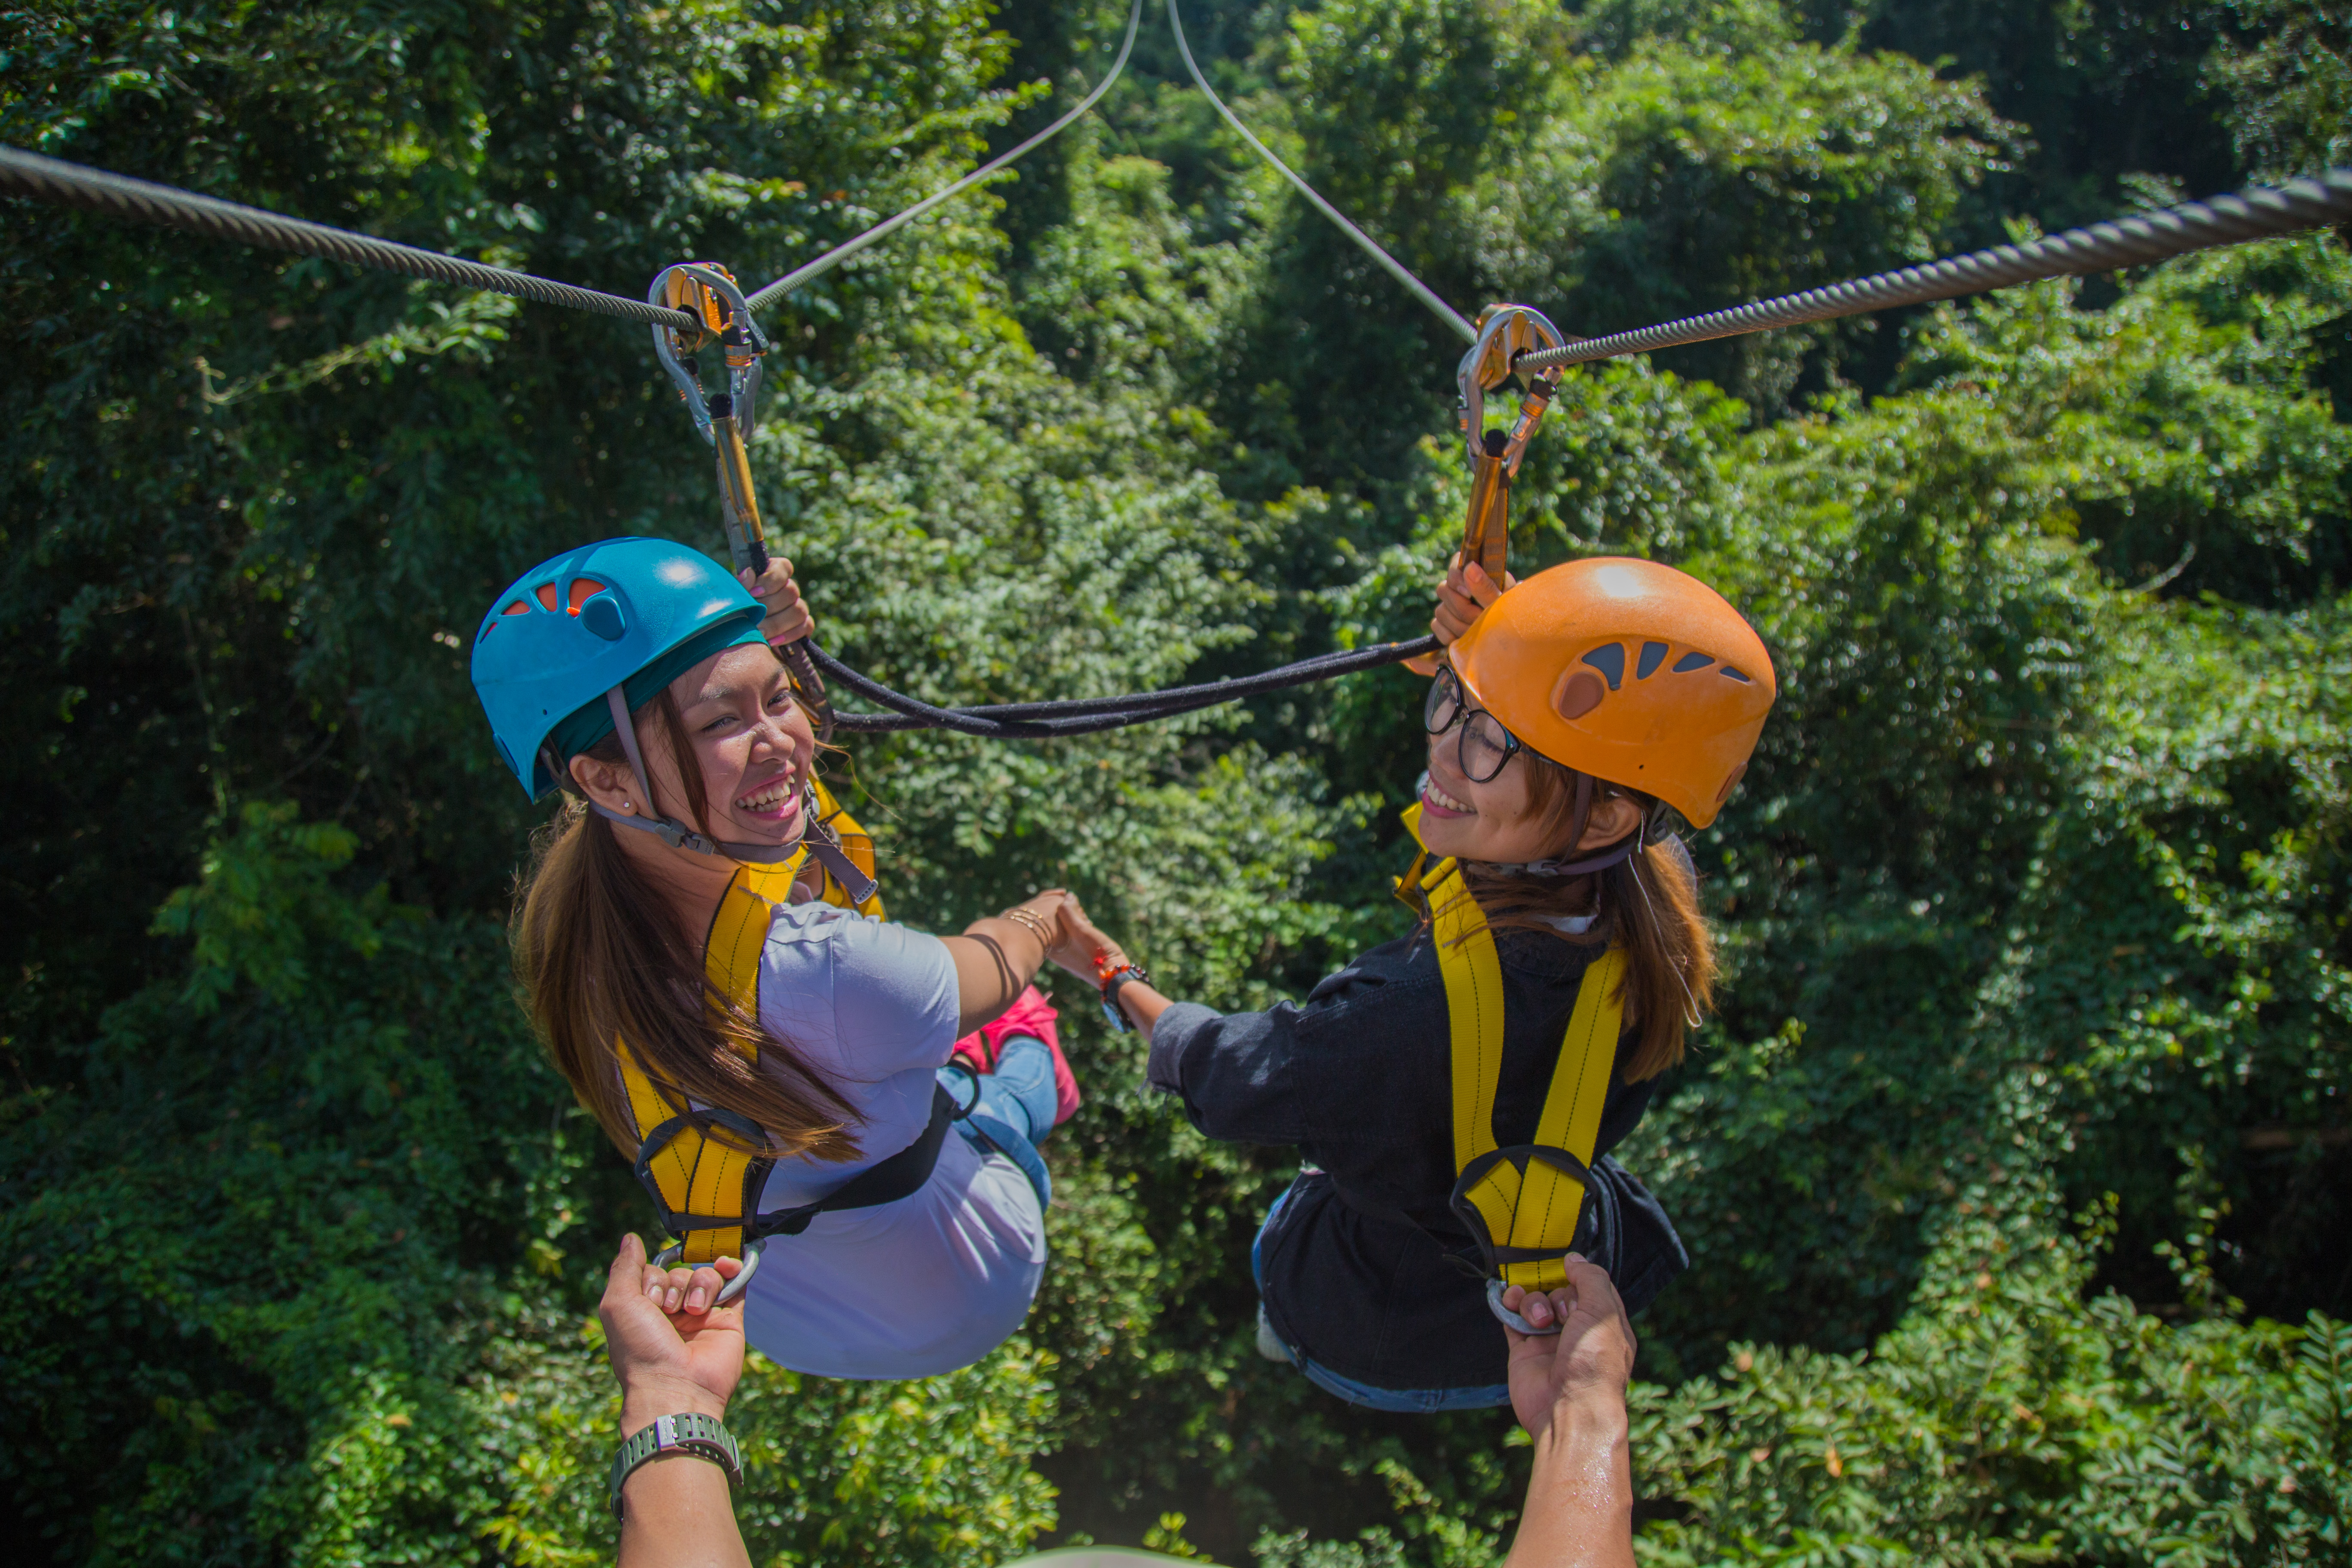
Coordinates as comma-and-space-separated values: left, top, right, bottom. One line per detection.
1148, 925, 1687, 1392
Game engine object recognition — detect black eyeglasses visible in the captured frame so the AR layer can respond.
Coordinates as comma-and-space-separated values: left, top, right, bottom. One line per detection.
1423, 666, 1525, 784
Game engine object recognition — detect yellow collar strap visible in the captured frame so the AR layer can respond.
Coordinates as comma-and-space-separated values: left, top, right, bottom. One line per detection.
1403, 802, 1625, 1293
618, 780, 886, 1266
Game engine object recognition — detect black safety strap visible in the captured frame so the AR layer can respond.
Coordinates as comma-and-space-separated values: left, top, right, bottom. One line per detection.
634, 1084, 958, 1242
747, 1082, 957, 1240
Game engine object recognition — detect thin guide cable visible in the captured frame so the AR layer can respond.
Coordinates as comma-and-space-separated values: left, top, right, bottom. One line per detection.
0, 145, 699, 332
747, 0, 1144, 312
1520, 169, 2352, 371
1167, 0, 1476, 344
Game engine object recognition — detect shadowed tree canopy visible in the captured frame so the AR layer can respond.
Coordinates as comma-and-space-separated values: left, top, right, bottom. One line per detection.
3, 2, 2348, 1563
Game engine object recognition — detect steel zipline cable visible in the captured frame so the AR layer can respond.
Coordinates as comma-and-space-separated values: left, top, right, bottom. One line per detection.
0, 146, 702, 333
1518, 170, 2352, 371
6, 120, 2351, 739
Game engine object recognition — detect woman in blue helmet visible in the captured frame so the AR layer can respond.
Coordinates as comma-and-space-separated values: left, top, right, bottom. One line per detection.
472, 538, 1085, 1380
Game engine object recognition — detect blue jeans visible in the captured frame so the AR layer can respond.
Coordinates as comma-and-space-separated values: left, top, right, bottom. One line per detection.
1252, 1184, 1513, 1413
938, 1035, 1056, 1210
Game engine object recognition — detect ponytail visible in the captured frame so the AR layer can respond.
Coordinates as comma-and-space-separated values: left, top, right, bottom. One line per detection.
511, 692, 860, 1165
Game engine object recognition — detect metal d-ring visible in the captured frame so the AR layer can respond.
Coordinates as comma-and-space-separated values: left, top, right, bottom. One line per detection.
1486, 1276, 1562, 1337
651, 1237, 765, 1306
939, 1059, 983, 1121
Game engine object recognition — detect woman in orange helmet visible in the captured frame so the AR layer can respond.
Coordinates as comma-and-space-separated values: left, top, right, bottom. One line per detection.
1043, 555, 1775, 1411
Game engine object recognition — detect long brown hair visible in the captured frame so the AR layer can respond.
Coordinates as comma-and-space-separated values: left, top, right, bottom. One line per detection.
1442, 751, 1716, 1083
512, 680, 861, 1164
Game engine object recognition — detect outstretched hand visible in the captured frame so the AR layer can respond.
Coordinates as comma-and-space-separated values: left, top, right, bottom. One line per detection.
600, 1234, 747, 1424
741, 557, 814, 647
1042, 893, 1126, 982
1498, 1253, 1637, 1443
1405, 551, 1517, 674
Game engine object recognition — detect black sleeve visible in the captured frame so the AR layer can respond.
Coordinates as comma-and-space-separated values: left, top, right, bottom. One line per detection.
1145, 1000, 1309, 1143
1592, 1069, 1657, 1164
1145, 947, 1437, 1146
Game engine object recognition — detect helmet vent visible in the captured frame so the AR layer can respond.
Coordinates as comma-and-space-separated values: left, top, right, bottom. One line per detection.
1635, 641, 1669, 680
1580, 643, 1626, 690
580, 594, 626, 642
534, 582, 561, 612
1721, 666, 1753, 683
1555, 669, 1606, 720
567, 577, 608, 614
1672, 652, 1713, 673
500, 600, 532, 617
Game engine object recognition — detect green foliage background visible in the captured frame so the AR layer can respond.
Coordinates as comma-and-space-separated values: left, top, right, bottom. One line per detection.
4, 1, 2348, 1563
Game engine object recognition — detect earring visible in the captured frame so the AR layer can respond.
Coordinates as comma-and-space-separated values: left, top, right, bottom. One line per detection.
623, 801, 635, 812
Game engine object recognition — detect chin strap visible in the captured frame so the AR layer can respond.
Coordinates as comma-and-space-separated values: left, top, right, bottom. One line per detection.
1483, 787, 1683, 882
588, 686, 880, 901
1488, 836, 1642, 880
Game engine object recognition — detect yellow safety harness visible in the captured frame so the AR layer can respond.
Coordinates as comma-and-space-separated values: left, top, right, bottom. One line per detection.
619, 782, 951, 1283
1396, 805, 1626, 1296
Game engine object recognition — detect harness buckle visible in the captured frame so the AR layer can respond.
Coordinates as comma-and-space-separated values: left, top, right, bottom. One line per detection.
1486, 1276, 1558, 1337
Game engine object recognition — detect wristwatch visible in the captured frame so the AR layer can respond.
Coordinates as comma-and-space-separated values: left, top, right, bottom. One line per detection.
609, 1411, 743, 1520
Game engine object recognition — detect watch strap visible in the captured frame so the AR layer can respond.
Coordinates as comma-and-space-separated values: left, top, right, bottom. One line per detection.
609, 1411, 743, 1519
1098, 964, 1150, 1033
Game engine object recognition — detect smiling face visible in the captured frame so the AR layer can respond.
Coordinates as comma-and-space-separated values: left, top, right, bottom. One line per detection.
1417, 661, 1642, 864
662, 641, 817, 849
566, 640, 818, 885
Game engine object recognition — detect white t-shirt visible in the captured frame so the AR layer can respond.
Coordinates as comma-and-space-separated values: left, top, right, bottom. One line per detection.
738, 903, 1046, 1379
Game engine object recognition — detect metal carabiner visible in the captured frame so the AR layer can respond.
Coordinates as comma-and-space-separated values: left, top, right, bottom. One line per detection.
648, 260, 833, 739
647, 262, 770, 446
1454, 304, 1571, 586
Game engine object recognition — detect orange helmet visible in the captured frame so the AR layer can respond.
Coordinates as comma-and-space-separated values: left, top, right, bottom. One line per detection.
1451, 557, 1775, 828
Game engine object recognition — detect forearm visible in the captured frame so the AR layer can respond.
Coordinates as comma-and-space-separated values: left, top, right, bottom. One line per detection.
615, 1381, 750, 1568
946, 916, 1048, 1034
1503, 1396, 1635, 1568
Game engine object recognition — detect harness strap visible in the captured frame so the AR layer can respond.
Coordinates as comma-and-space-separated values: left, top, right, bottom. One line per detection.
748, 1084, 956, 1237
1403, 802, 1627, 1294
619, 780, 895, 1265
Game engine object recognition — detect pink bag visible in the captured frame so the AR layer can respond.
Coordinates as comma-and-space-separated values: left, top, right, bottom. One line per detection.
951, 984, 1081, 1127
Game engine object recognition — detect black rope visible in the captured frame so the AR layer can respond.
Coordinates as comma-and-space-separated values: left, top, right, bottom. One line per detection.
0, 146, 700, 332
811, 636, 1439, 737
1519, 169, 2352, 370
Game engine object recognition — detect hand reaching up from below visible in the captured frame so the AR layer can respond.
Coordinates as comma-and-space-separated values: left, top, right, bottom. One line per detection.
600, 1233, 746, 1427
1499, 1253, 1636, 1443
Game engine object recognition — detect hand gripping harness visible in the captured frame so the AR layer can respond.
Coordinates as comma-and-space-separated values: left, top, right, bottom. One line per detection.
1396, 805, 1625, 1318
619, 782, 956, 1297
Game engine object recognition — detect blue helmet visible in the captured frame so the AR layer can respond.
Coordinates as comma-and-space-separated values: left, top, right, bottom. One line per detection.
471, 537, 764, 799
